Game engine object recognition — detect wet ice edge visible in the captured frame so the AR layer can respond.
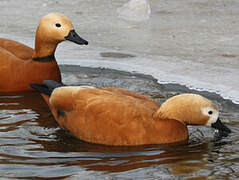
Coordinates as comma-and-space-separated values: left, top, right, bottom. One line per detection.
59, 53, 239, 105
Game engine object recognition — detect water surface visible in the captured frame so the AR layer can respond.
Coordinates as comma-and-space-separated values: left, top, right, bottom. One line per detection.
0, 66, 238, 179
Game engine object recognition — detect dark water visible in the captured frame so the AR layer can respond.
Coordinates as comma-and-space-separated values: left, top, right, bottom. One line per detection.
0, 65, 238, 179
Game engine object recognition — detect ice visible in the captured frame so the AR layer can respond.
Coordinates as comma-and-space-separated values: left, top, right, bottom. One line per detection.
58, 51, 239, 104
117, 0, 151, 22
0, 0, 238, 104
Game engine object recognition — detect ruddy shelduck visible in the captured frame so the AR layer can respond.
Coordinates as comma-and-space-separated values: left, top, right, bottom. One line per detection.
30, 80, 231, 146
0, 13, 88, 92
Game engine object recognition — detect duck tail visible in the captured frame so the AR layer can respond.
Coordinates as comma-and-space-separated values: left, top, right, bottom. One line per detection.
29, 80, 64, 96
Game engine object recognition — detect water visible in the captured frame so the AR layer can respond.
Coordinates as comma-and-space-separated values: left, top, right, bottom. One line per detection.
0, 66, 238, 179
0, 0, 239, 179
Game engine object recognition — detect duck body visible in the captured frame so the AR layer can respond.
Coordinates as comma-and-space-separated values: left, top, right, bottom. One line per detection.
52, 86, 188, 145
31, 80, 231, 146
0, 13, 88, 92
0, 38, 60, 92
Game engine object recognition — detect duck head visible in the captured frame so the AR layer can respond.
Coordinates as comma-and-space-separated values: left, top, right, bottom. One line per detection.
155, 94, 231, 135
33, 13, 88, 58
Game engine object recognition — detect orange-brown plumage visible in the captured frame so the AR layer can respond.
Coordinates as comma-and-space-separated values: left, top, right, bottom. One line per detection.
48, 87, 187, 145
0, 13, 88, 92
30, 81, 231, 146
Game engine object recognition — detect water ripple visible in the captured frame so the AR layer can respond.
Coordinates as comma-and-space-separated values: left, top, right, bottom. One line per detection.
0, 67, 237, 179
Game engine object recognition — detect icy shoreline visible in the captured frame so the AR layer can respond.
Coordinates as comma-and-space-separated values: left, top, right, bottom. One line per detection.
59, 52, 239, 105
1, 0, 238, 104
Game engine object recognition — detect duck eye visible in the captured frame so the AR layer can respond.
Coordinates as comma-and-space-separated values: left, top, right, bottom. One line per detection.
208, 111, 213, 115
55, 23, 61, 28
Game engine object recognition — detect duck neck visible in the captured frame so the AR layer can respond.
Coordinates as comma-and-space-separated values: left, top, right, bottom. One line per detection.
154, 108, 189, 126
32, 38, 58, 61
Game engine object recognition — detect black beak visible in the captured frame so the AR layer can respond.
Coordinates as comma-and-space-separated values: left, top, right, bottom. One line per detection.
65, 30, 88, 45
211, 118, 231, 135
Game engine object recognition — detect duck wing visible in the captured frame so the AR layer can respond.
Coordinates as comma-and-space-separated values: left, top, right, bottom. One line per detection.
44, 83, 160, 145
0, 38, 33, 60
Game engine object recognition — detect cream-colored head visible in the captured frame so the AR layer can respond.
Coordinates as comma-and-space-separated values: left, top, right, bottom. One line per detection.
36, 13, 74, 43
33, 13, 88, 58
155, 94, 231, 134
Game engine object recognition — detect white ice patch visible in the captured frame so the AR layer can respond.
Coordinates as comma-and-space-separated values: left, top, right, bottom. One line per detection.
117, 0, 151, 22
201, 107, 219, 127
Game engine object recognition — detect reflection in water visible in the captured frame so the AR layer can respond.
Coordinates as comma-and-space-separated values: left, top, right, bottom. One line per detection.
0, 68, 238, 179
